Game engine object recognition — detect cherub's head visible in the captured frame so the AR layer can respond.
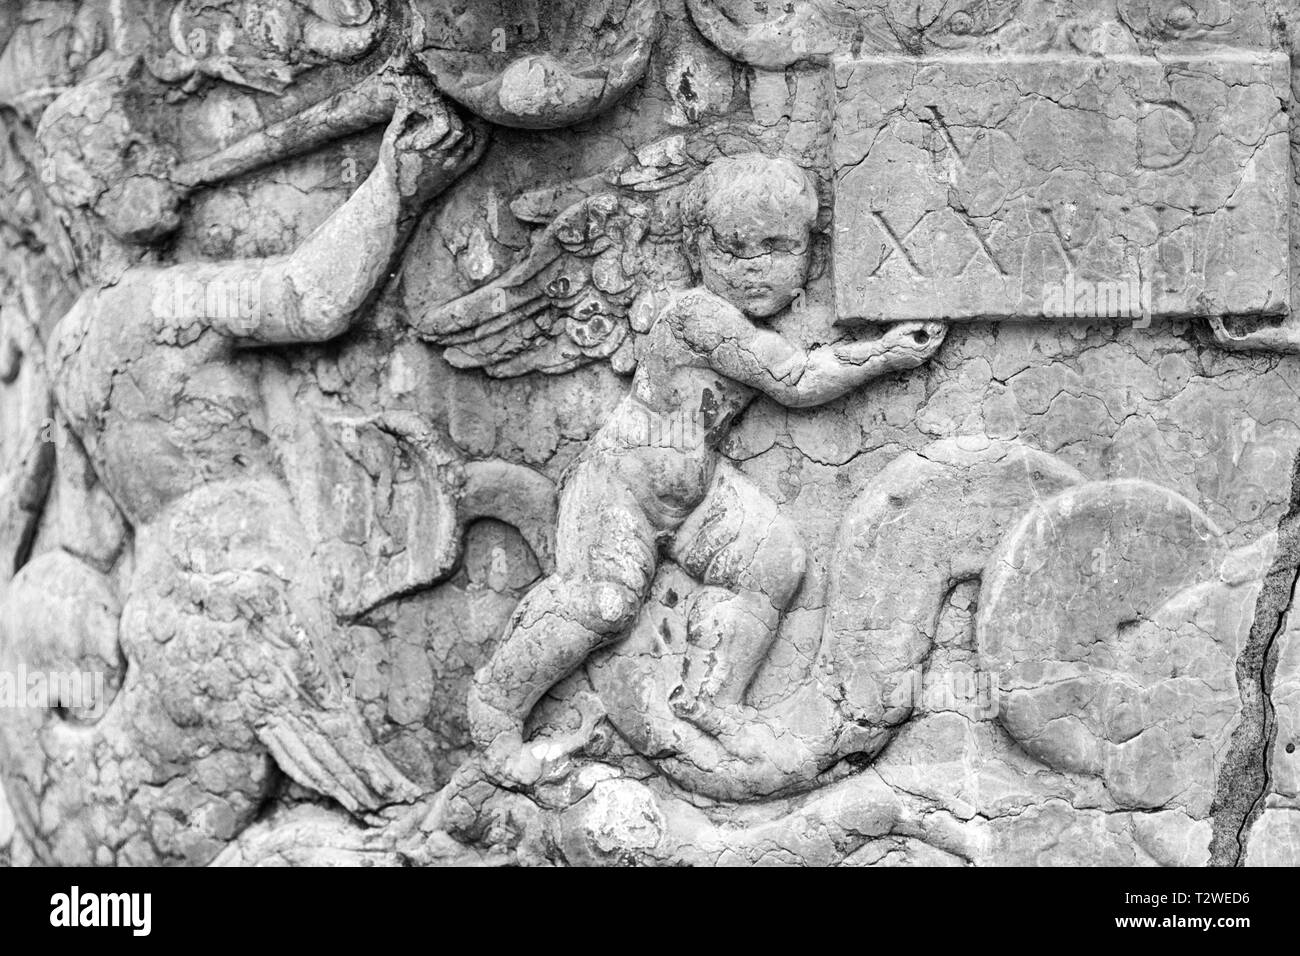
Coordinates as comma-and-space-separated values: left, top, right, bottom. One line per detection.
681, 153, 818, 319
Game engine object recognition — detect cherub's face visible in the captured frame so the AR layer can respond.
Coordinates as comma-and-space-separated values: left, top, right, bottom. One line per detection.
696, 200, 812, 319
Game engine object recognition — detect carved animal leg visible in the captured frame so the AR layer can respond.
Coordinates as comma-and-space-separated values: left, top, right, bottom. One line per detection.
668, 463, 805, 736
467, 466, 657, 785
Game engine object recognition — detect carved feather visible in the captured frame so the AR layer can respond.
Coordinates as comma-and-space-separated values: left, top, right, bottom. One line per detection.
412, 192, 685, 378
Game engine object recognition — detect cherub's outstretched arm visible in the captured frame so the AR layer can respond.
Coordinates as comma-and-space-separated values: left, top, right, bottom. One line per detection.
671, 291, 946, 408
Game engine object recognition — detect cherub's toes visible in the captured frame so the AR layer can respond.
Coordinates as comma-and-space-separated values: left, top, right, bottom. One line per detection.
477, 738, 547, 789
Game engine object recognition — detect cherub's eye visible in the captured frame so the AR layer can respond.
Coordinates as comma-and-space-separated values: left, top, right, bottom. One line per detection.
704, 228, 756, 259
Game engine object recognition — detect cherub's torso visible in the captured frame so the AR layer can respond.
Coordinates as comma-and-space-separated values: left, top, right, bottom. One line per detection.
48, 271, 272, 528
580, 288, 757, 526
45, 125, 372, 529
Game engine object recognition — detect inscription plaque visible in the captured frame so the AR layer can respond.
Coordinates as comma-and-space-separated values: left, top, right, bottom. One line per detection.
832, 54, 1291, 324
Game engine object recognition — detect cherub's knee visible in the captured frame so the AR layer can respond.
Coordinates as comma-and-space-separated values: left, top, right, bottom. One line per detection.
749, 515, 806, 608
497, 573, 644, 641
675, 480, 806, 607
569, 579, 643, 635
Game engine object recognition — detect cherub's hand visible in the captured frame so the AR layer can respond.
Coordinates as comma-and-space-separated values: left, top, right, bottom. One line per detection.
832, 320, 947, 372
378, 73, 484, 212
877, 320, 948, 364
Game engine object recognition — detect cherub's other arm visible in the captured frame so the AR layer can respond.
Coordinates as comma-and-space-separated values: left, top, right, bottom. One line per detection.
153, 79, 481, 347
674, 292, 947, 408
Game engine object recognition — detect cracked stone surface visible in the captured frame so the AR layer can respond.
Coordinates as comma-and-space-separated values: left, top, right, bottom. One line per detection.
832, 54, 1291, 323
1, 0, 1300, 867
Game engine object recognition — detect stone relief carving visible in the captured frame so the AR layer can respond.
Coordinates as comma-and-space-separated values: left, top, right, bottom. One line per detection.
416, 0, 661, 129
0, 0, 1298, 868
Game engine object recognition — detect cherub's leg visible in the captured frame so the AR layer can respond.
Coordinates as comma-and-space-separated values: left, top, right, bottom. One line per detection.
467, 465, 657, 784
667, 464, 805, 733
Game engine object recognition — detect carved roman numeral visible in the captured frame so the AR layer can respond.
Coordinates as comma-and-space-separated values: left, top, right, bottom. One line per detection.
869, 208, 1007, 278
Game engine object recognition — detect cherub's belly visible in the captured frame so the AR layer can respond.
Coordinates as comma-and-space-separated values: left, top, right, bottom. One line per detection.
645, 446, 717, 522
579, 443, 717, 530
588, 402, 724, 526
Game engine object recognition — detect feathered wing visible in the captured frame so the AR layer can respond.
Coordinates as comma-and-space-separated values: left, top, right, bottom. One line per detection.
253, 621, 423, 813
0, 108, 82, 581
256, 706, 422, 813
410, 192, 688, 377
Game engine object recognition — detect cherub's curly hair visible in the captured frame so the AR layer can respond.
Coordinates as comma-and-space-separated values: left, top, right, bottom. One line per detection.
679, 153, 819, 266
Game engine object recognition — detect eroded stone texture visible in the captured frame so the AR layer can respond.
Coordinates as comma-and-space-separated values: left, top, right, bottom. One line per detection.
980, 481, 1246, 812
2, 0, 1300, 868
1271, 611, 1300, 806
1239, 562, 1300, 865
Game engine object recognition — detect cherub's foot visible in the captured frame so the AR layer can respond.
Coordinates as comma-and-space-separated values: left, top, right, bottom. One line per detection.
478, 734, 549, 788
477, 732, 590, 791
437, 759, 536, 851
472, 690, 606, 790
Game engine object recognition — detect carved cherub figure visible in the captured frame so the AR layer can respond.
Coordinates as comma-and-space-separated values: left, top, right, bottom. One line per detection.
0, 0, 674, 863
447, 154, 947, 784
0, 69, 486, 862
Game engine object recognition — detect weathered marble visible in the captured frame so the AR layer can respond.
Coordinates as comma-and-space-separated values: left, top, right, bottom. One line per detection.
0, 0, 1299, 868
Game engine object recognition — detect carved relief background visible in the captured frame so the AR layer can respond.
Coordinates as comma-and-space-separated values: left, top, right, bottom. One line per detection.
0, 0, 1297, 867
